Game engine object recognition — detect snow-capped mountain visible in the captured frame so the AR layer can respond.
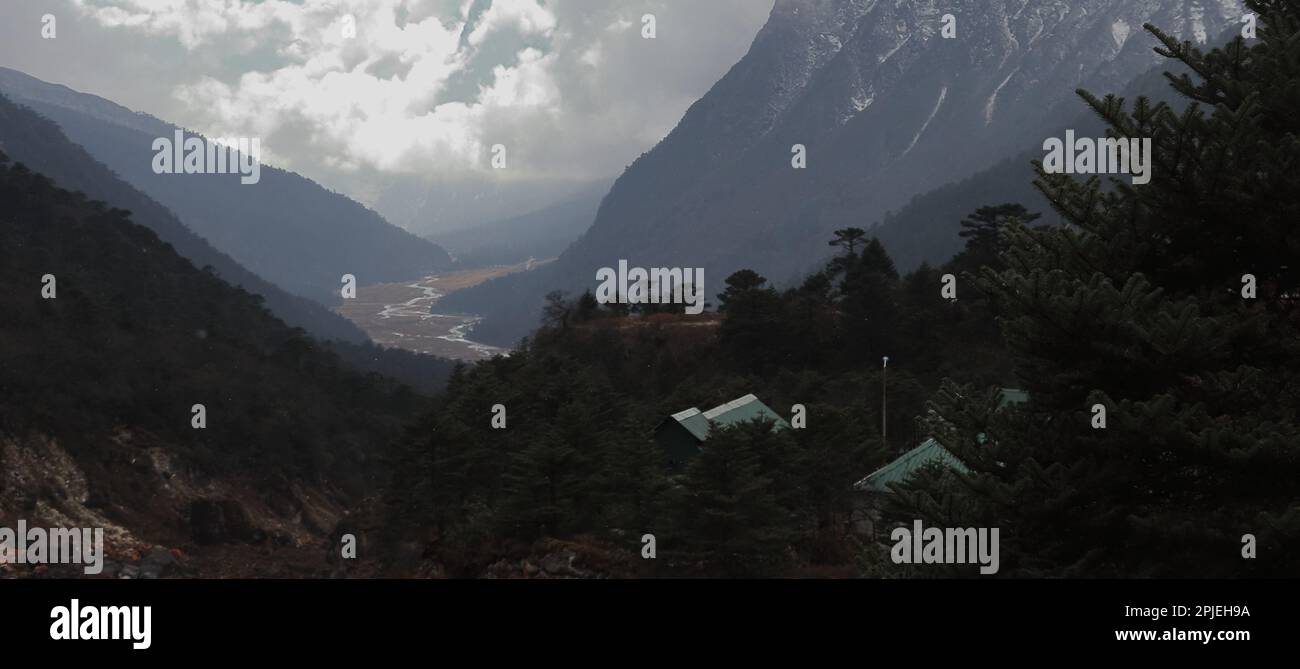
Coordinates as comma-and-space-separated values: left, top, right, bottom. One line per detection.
442, 0, 1242, 344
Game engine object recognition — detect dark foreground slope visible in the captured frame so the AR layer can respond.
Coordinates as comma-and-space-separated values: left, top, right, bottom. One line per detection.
0, 151, 424, 576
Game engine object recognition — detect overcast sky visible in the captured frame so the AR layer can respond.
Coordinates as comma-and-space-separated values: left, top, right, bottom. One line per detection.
0, 0, 772, 200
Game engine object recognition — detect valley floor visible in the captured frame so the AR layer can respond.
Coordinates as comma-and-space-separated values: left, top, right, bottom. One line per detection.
334, 259, 548, 360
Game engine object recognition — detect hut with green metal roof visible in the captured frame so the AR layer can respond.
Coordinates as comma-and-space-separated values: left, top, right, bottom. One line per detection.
852, 437, 969, 494
654, 393, 790, 467
853, 388, 1028, 494
850, 388, 1028, 537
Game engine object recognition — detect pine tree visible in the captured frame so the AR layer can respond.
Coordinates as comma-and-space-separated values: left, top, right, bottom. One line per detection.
793, 404, 874, 538
839, 238, 901, 365
717, 270, 785, 368
595, 430, 670, 538
828, 227, 868, 256
894, 2, 1300, 576
674, 419, 801, 575
783, 271, 841, 367
949, 204, 1041, 276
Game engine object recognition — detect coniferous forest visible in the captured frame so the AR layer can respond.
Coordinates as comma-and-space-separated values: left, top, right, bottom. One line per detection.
377, 5, 1300, 578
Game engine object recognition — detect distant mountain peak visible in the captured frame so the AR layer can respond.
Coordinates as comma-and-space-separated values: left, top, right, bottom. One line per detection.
450, 0, 1241, 346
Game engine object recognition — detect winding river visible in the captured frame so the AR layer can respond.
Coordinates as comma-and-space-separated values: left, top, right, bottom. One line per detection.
335, 263, 540, 361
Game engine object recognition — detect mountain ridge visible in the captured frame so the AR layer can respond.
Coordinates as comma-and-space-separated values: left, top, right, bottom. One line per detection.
0, 67, 453, 305
441, 0, 1240, 346
0, 91, 369, 344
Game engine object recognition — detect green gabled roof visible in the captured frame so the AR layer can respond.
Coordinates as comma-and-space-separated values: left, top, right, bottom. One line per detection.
702, 393, 791, 431
852, 388, 1027, 494
669, 407, 711, 441
853, 438, 969, 494
663, 394, 790, 445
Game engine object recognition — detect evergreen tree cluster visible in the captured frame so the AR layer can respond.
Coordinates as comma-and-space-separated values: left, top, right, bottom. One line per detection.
889, 0, 1300, 577
386, 3, 1300, 579
381, 209, 1023, 575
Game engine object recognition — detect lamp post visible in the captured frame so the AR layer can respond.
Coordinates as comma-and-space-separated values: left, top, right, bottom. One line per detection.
882, 356, 889, 450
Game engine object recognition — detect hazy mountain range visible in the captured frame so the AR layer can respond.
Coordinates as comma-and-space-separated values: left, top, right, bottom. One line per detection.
372, 173, 607, 240
0, 0, 1241, 350
0, 87, 459, 393
429, 180, 611, 267
0, 92, 369, 343
0, 67, 452, 306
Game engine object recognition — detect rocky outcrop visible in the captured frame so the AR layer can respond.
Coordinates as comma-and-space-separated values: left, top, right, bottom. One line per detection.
189, 499, 260, 546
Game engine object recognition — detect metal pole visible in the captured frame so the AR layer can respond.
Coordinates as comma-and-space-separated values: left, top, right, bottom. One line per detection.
882, 356, 889, 450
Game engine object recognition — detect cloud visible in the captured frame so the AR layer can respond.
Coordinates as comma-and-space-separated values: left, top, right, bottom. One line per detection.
51, 0, 772, 182
466, 0, 557, 46
70, 0, 306, 49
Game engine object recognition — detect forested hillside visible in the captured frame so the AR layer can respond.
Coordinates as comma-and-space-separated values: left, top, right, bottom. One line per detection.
0, 150, 426, 571
376, 3, 1300, 578
379, 219, 1018, 576
0, 92, 368, 343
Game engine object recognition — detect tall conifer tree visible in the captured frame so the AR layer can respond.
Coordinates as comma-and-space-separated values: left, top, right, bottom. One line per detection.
895, 0, 1300, 576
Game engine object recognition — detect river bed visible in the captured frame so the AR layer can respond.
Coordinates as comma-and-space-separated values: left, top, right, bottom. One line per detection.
334, 264, 537, 361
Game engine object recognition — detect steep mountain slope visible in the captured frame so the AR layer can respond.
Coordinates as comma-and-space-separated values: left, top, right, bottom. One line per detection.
0, 67, 452, 305
873, 51, 1201, 270
0, 92, 368, 343
442, 0, 1239, 346
0, 149, 424, 574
